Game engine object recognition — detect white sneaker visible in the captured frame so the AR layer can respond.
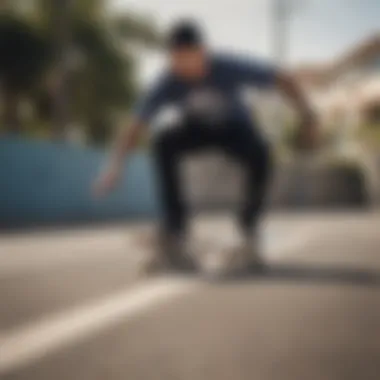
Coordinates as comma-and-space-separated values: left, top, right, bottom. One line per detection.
137, 230, 197, 274
133, 230, 169, 276
161, 233, 197, 272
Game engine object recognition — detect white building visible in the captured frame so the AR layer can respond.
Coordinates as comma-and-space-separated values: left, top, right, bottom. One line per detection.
294, 34, 380, 132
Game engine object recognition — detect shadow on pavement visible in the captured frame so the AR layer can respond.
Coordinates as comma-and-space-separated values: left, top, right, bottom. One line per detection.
218, 264, 380, 287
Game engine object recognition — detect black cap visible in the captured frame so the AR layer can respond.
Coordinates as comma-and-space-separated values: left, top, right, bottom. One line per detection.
166, 20, 204, 49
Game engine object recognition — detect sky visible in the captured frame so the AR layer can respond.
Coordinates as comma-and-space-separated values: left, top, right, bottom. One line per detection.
111, 0, 380, 83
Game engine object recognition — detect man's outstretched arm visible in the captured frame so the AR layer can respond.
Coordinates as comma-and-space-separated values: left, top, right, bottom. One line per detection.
93, 75, 169, 197
229, 55, 317, 146
93, 117, 146, 197
111, 118, 146, 168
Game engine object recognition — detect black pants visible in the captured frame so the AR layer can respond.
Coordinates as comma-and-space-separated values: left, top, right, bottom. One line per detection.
153, 117, 272, 237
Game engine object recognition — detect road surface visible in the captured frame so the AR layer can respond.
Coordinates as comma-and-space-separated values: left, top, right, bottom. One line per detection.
1, 213, 380, 380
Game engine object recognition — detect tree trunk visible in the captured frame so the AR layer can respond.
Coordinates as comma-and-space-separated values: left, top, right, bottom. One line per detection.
51, 0, 72, 139
2, 86, 21, 134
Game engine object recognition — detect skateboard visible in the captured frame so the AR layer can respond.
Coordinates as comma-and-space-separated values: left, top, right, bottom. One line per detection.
129, 227, 251, 277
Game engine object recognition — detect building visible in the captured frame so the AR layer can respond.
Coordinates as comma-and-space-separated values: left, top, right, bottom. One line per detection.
294, 34, 380, 132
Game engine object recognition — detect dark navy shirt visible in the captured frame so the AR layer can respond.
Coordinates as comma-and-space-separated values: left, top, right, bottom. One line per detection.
134, 53, 277, 128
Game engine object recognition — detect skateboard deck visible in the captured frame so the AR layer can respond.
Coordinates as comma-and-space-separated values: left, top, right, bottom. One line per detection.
129, 227, 248, 277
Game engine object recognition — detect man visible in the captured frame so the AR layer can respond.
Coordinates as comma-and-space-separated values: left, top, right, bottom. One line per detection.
94, 20, 317, 272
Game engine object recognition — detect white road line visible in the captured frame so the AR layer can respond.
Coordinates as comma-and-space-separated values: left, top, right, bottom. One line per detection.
0, 225, 320, 374
0, 278, 198, 374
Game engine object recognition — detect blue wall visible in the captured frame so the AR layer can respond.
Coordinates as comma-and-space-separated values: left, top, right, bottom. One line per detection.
0, 138, 160, 228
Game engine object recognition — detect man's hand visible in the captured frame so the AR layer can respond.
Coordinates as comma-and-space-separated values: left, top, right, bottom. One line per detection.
92, 161, 123, 198
92, 118, 145, 199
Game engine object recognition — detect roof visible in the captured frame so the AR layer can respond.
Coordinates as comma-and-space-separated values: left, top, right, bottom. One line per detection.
333, 33, 380, 74
293, 33, 380, 86
292, 64, 331, 87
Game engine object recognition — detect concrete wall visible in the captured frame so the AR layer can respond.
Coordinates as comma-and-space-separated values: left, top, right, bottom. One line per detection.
269, 161, 369, 209
0, 138, 159, 228
184, 154, 370, 210
0, 138, 371, 229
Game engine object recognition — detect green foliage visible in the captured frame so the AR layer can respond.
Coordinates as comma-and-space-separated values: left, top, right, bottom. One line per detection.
0, 15, 51, 88
0, 0, 161, 143
0, 14, 52, 131
69, 19, 137, 144
356, 122, 380, 151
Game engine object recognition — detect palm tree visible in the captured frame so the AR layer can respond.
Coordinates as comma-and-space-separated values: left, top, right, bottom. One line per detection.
0, 0, 161, 142
37, 0, 161, 143
0, 14, 51, 133
67, 3, 161, 144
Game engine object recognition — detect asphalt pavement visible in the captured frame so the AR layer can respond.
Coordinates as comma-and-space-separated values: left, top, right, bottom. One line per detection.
1, 212, 380, 380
